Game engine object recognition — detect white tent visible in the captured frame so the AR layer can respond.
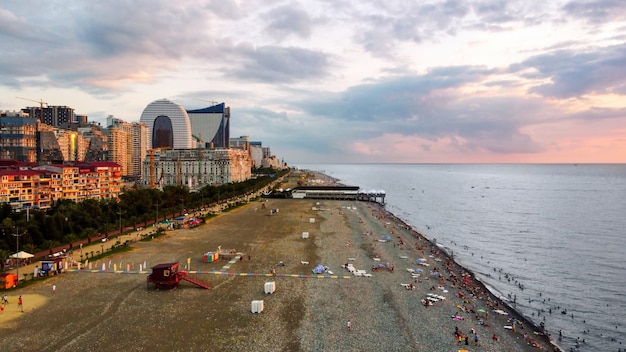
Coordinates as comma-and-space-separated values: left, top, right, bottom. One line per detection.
11, 251, 34, 259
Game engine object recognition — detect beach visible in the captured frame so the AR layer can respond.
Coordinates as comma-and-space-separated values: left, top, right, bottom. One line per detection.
0, 178, 557, 351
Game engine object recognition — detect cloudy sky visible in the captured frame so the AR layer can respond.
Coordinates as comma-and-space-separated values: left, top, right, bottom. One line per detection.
1, 0, 625, 164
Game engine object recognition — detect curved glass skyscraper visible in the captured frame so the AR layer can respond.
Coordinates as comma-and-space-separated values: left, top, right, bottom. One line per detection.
139, 99, 192, 149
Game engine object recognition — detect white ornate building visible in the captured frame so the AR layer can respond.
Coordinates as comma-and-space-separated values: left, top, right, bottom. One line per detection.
142, 148, 252, 191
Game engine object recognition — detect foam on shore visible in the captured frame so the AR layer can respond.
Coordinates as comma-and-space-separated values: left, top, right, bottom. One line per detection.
367, 200, 562, 351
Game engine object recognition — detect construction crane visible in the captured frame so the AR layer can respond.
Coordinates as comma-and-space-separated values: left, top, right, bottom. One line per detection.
16, 96, 48, 120
193, 98, 219, 106
192, 134, 204, 148
149, 147, 168, 189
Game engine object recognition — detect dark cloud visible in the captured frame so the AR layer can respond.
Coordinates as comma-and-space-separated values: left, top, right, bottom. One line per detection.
0, 1, 227, 92
512, 44, 626, 98
562, 0, 626, 24
301, 65, 495, 121
289, 66, 548, 155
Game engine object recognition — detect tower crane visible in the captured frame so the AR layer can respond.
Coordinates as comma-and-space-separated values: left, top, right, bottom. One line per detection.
16, 96, 48, 120
193, 98, 219, 106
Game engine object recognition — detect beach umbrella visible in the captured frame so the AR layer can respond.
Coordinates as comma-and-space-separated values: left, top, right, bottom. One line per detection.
10, 251, 34, 259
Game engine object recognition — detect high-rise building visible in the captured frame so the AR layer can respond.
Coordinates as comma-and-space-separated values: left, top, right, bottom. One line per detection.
56, 129, 89, 162
22, 105, 76, 127
107, 116, 149, 179
37, 122, 64, 163
187, 103, 230, 149
78, 125, 109, 162
139, 99, 193, 149
249, 141, 264, 167
0, 110, 37, 162
129, 123, 149, 179
107, 128, 128, 176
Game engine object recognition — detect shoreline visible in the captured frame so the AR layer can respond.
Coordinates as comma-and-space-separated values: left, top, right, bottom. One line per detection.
369, 200, 562, 351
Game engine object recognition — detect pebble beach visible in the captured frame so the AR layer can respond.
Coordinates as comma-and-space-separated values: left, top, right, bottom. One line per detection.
0, 173, 558, 351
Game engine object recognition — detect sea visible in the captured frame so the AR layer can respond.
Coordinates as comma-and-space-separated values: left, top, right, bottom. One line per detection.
299, 163, 626, 352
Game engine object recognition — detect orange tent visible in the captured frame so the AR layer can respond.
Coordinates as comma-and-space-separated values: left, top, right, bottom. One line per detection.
0, 272, 17, 289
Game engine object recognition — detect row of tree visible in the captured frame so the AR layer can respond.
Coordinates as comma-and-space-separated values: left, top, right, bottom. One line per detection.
0, 168, 289, 268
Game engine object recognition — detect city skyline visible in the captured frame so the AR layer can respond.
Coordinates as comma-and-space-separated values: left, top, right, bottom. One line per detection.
1, 1, 625, 164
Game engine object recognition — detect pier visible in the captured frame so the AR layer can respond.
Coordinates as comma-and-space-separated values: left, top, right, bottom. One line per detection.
291, 185, 385, 204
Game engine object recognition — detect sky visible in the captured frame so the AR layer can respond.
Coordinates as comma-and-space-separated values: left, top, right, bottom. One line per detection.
1, 0, 625, 164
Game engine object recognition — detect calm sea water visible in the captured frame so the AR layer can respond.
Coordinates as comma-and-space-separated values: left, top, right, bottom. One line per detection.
300, 163, 626, 352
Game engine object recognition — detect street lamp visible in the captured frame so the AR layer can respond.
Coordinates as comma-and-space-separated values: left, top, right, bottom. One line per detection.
117, 207, 125, 237
4, 227, 26, 284
154, 201, 161, 225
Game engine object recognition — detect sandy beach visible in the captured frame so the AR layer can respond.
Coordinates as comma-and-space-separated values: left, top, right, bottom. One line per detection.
0, 190, 557, 351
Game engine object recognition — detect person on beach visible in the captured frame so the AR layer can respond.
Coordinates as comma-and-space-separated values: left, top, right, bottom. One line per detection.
347, 320, 352, 331
17, 295, 23, 312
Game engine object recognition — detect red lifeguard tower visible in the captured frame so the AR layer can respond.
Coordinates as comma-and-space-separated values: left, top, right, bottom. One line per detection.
146, 262, 211, 290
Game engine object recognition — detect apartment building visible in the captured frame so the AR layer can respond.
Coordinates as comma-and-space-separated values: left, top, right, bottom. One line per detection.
0, 161, 122, 211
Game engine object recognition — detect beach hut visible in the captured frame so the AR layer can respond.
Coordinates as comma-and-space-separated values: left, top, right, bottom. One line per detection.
40, 257, 64, 276
0, 273, 17, 289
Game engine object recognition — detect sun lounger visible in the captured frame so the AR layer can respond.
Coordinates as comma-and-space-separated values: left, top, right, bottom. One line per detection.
362, 273, 372, 277
301, 261, 309, 265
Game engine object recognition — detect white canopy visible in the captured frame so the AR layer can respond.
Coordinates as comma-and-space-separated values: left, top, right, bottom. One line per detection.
11, 251, 34, 259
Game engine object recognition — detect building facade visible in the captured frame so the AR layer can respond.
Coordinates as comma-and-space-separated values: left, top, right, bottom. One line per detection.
0, 161, 122, 210
142, 148, 251, 191
139, 99, 193, 149
0, 110, 38, 162
107, 128, 128, 176
56, 129, 89, 162
106, 116, 149, 179
187, 103, 230, 149
22, 105, 76, 127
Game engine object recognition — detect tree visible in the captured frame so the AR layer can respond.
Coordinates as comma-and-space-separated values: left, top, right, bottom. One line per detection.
0, 249, 11, 271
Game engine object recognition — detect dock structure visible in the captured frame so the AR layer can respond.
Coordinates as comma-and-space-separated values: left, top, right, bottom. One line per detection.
357, 189, 386, 204
291, 186, 385, 205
